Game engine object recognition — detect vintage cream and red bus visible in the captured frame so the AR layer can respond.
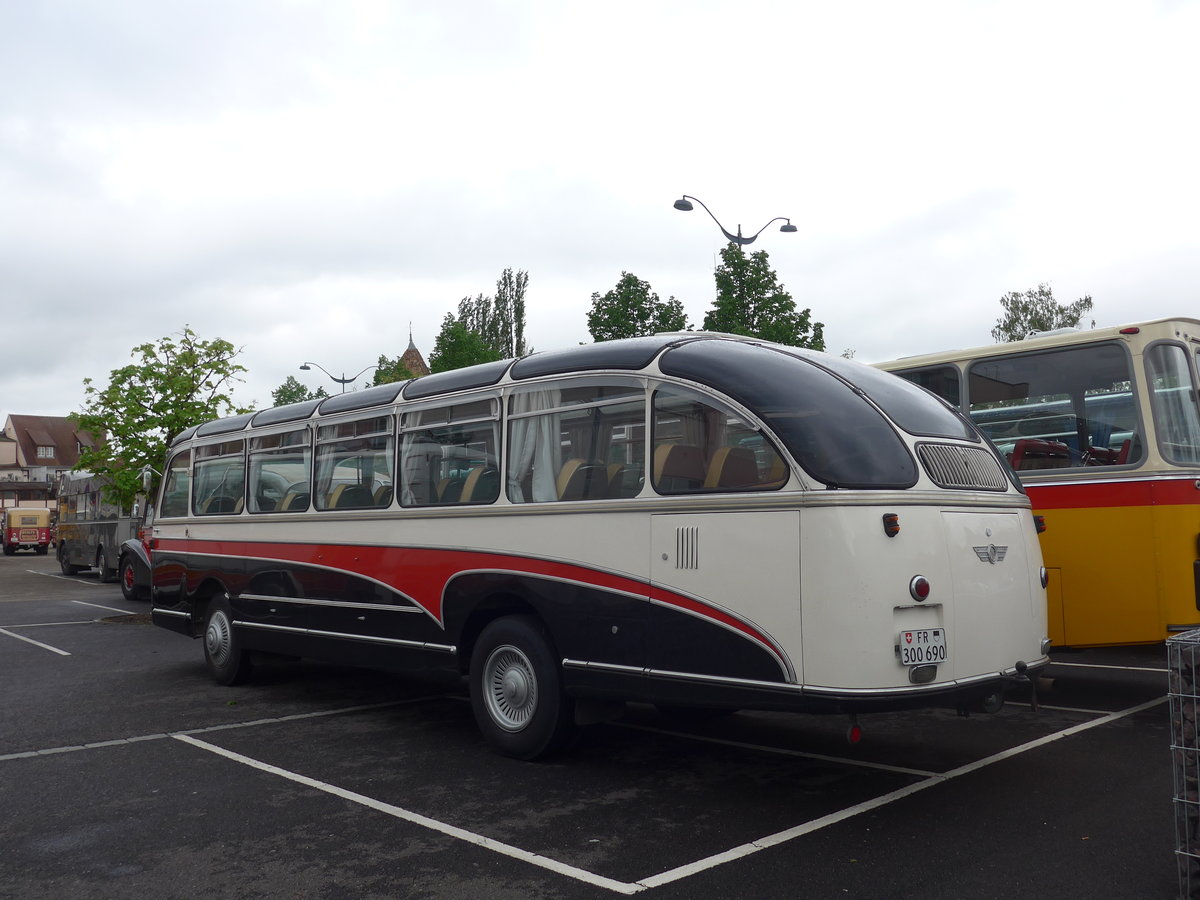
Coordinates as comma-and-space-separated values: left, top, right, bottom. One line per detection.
878, 317, 1200, 649
1, 507, 52, 555
149, 334, 1049, 758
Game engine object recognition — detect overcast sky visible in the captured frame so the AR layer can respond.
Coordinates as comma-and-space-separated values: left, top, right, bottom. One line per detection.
3, 0, 1198, 424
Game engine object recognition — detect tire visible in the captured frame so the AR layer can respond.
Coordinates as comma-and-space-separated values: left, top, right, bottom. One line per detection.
119, 555, 139, 601
58, 544, 83, 576
96, 549, 117, 583
469, 615, 575, 760
203, 596, 254, 686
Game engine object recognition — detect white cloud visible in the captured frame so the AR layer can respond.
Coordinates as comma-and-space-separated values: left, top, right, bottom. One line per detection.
2, 0, 1198, 421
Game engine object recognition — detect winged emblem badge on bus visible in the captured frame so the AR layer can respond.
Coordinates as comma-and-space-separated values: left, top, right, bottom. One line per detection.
973, 544, 1008, 565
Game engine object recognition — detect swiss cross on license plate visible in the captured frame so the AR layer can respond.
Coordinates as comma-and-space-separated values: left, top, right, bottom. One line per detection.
898, 628, 948, 666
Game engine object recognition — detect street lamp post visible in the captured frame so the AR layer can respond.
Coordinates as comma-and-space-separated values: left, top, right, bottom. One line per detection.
673, 195, 797, 248
298, 362, 379, 394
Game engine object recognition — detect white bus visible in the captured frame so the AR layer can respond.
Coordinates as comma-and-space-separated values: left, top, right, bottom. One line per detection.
149, 334, 1050, 758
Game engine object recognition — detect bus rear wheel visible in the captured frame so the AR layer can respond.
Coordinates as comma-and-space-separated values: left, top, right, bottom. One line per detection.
96, 550, 116, 583
470, 615, 575, 760
58, 544, 83, 575
203, 596, 254, 686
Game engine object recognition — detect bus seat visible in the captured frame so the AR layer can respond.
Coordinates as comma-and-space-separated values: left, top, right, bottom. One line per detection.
233, 497, 244, 514
556, 459, 586, 499
333, 485, 375, 508
703, 446, 759, 489
437, 476, 465, 504
200, 495, 239, 514
653, 444, 705, 492
373, 485, 394, 506
1011, 438, 1073, 470
606, 463, 642, 498
763, 454, 789, 487
279, 491, 309, 511
555, 459, 607, 501
459, 467, 500, 503
1085, 438, 1133, 466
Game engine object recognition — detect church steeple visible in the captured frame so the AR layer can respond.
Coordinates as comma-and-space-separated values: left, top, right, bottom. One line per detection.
401, 322, 429, 377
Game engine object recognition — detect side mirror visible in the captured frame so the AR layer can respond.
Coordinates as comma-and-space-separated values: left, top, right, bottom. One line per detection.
141, 467, 153, 493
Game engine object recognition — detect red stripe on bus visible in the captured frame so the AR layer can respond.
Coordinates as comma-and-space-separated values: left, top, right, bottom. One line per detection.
1025, 477, 1200, 510
153, 538, 786, 662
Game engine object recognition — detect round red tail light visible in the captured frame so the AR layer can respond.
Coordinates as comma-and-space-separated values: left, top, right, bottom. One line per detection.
909, 575, 931, 602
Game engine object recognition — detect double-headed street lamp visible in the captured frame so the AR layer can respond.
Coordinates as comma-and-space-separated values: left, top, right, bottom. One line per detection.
299, 361, 379, 394
673, 194, 797, 248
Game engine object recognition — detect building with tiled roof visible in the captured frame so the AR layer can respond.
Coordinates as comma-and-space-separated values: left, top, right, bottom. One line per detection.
0, 415, 100, 508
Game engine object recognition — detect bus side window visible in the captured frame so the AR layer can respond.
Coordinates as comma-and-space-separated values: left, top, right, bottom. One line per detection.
193, 440, 246, 516
314, 417, 394, 511
651, 387, 787, 494
248, 429, 311, 514
507, 382, 644, 504
159, 449, 192, 518
400, 400, 499, 507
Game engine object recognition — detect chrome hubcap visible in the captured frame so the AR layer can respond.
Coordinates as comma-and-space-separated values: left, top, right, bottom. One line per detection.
205, 610, 232, 667
483, 644, 537, 733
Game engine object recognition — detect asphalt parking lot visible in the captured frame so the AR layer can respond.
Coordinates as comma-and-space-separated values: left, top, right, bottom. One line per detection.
0, 552, 1176, 899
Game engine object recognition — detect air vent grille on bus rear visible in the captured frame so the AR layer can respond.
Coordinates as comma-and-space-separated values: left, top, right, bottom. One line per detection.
917, 444, 1009, 491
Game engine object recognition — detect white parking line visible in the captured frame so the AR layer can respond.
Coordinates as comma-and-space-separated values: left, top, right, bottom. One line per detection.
636, 695, 1165, 890
0, 691, 1168, 894
175, 733, 640, 895
27, 570, 106, 587
72, 600, 136, 616
1050, 661, 1167, 674
0, 627, 71, 656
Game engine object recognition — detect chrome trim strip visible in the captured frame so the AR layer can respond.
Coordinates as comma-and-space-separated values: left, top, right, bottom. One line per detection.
238, 593, 423, 613
562, 657, 1049, 695
151, 608, 190, 619
235, 620, 455, 654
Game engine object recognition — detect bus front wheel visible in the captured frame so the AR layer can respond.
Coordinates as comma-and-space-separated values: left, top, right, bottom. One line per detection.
203, 596, 254, 686
469, 615, 575, 760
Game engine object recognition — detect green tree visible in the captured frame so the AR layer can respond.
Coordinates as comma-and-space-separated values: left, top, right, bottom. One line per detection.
71, 326, 251, 511
587, 272, 689, 342
428, 314, 503, 373
270, 375, 328, 406
702, 245, 824, 349
991, 283, 1095, 342
372, 353, 415, 385
456, 268, 532, 359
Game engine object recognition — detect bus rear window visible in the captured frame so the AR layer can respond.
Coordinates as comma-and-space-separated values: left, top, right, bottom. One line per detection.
659, 341, 917, 489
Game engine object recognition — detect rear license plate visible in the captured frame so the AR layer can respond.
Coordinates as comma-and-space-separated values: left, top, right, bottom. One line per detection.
898, 628, 948, 665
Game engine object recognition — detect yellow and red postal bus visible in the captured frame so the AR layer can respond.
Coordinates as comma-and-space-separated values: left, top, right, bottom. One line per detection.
1, 507, 52, 556
879, 317, 1200, 648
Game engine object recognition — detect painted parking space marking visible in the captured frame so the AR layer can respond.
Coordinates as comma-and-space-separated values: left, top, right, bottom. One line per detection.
0, 699, 437, 762
175, 733, 641, 895
1050, 660, 1167, 674
72, 599, 137, 615
637, 695, 1165, 890
27, 570, 108, 587
73, 692, 1156, 895
0, 626, 71, 656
